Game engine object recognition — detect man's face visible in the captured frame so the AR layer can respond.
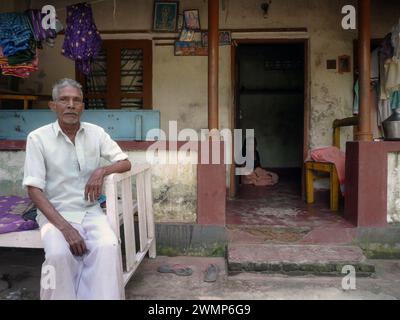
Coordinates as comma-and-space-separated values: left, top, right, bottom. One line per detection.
49, 86, 84, 126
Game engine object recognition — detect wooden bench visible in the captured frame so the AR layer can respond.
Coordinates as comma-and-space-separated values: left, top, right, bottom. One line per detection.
305, 116, 358, 211
0, 94, 38, 109
0, 164, 156, 299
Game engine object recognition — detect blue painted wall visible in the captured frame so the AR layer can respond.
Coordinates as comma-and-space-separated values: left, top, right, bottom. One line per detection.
0, 110, 160, 140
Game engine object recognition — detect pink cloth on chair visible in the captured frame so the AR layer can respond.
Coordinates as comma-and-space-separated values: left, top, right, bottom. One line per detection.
310, 146, 346, 185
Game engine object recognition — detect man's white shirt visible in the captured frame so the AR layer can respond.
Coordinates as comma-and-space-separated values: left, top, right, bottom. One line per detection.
23, 120, 128, 225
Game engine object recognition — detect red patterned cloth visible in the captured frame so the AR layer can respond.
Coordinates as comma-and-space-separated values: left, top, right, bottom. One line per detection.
0, 45, 39, 78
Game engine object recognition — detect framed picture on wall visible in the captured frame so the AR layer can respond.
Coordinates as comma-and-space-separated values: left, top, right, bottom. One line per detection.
201, 30, 232, 47
177, 13, 184, 32
183, 9, 201, 30
219, 31, 231, 45
179, 29, 195, 42
338, 55, 351, 73
153, 1, 179, 32
174, 41, 207, 56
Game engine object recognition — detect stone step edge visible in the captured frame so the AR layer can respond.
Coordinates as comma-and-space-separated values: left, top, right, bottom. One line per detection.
227, 260, 375, 277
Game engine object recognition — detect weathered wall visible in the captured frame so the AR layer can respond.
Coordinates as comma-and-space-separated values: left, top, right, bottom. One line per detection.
9, 0, 399, 149
0, 150, 197, 223
387, 153, 400, 223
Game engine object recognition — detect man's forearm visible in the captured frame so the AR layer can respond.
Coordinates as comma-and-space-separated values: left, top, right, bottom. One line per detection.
27, 186, 71, 231
101, 159, 131, 176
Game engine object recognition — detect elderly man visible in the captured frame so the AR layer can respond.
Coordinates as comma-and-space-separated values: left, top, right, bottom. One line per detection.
23, 78, 131, 300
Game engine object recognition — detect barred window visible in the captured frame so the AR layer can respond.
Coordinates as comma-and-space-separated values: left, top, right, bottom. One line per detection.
76, 40, 152, 109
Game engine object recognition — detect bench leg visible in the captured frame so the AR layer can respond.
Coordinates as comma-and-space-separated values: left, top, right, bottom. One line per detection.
330, 167, 339, 211
306, 167, 314, 204
149, 240, 156, 259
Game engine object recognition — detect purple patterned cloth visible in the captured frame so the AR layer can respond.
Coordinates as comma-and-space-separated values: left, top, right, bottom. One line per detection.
0, 196, 38, 234
62, 2, 102, 75
25, 9, 57, 42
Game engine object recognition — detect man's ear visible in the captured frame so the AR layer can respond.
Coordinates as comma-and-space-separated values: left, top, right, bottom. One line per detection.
48, 101, 56, 112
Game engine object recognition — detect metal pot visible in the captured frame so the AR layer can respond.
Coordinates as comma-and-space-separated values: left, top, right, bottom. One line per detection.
383, 108, 400, 141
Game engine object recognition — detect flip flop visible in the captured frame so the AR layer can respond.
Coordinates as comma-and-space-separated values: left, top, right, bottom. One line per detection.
204, 264, 219, 282
157, 264, 193, 276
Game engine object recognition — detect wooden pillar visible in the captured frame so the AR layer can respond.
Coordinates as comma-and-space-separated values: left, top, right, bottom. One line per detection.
197, 1, 226, 226
356, 0, 373, 141
208, 0, 219, 130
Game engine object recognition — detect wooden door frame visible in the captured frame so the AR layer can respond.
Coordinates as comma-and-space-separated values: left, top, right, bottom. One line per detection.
229, 38, 310, 199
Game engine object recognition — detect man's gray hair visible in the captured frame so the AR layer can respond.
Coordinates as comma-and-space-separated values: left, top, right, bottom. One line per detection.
52, 78, 83, 101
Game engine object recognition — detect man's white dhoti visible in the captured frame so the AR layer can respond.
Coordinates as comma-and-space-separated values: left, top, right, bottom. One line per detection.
39, 213, 123, 300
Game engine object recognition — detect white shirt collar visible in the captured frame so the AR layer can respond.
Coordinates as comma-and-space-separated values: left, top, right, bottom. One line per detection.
52, 120, 85, 137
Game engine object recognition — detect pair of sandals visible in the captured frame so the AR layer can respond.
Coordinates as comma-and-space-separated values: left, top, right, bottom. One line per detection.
157, 263, 219, 282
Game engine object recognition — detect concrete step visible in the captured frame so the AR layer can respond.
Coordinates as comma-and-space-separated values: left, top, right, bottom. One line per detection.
228, 243, 375, 276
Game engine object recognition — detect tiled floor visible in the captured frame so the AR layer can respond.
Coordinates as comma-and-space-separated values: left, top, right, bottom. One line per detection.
226, 177, 356, 245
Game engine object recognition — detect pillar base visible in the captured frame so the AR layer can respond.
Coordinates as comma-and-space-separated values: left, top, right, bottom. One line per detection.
345, 141, 388, 227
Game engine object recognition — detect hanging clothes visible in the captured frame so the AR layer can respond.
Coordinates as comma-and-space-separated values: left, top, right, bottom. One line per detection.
378, 99, 392, 123
371, 47, 380, 82
381, 33, 394, 62
0, 13, 33, 57
6, 38, 36, 65
391, 91, 400, 109
384, 58, 400, 95
391, 20, 400, 61
0, 44, 39, 78
25, 9, 63, 48
62, 3, 102, 75
0, 64, 38, 78
25, 9, 56, 42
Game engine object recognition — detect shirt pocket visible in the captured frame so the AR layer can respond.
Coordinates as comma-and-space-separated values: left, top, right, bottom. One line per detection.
84, 145, 101, 172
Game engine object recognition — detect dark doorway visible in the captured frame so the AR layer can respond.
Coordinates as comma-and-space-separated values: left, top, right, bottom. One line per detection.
226, 40, 353, 242
234, 42, 305, 196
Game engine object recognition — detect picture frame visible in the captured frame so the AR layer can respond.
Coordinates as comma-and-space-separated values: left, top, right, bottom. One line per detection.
183, 9, 201, 30
177, 13, 184, 32
153, 1, 179, 32
338, 55, 351, 73
201, 30, 232, 47
219, 31, 232, 45
174, 41, 207, 56
179, 29, 195, 42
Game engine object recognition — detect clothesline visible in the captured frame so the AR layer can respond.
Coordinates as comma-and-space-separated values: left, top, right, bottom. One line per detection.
52, 0, 117, 18
52, 0, 117, 22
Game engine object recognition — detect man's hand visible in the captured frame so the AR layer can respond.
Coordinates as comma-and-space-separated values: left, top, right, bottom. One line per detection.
85, 168, 105, 202
27, 186, 87, 256
61, 225, 87, 256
